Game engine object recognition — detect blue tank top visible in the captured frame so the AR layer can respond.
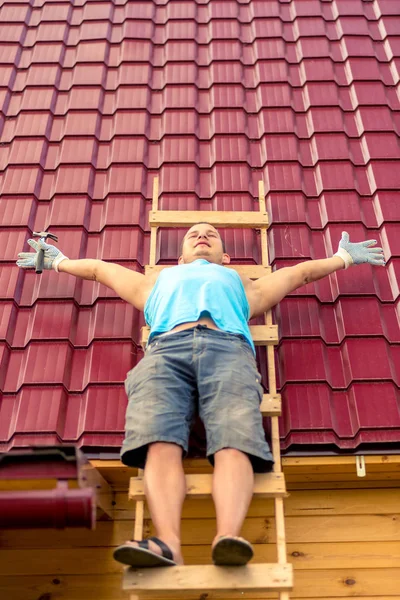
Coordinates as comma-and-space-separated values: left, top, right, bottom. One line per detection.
144, 259, 255, 354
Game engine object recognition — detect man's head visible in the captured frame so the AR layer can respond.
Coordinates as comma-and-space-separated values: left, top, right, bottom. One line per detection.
178, 222, 231, 266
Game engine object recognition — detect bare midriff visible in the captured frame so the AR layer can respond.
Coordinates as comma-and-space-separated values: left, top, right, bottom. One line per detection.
157, 316, 222, 337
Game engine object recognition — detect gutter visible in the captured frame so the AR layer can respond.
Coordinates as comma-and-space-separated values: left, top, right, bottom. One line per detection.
0, 446, 113, 529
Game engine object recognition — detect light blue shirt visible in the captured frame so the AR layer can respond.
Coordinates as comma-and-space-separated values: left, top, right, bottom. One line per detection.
144, 259, 255, 354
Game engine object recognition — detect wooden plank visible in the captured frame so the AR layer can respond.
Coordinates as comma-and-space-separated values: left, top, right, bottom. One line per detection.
92, 455, 400, 473
285, 472, 400, 483
10, 513, 400, 549
289, 568, 400, 597
134, 494, 144, 541
2, 568, 399, 600
0, 503, 400, 548
275, 496, 287, 563
152, 177, 159, 212
178, 514, 400, 545
283, 455, 400, 468
260, 394, 281, 416
80, 460, 114, 520
139, 514, 400, 546
129, 472, 287, 501
141, 324, 278, 346
123, 563, 293, 595
149, 210, 269, 228
282, 514, 400, 544
88, 457, 400, 490
1, 541, 398, 575
112, 488, 400, 520
13, 512, 400, 549
90, 461, 138, 488
3, 539, 400, 575
282, 540, 400, 570
144, 263, 271, 279
149, 176, 159, 266
281, 487, 400, 516
258, 181, 269, 268
287, 480, 400, 490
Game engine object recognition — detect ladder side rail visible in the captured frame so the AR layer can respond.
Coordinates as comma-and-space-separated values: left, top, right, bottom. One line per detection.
149, 176, 159, 266
259, 181, 290, 599
134, 176, 160, 541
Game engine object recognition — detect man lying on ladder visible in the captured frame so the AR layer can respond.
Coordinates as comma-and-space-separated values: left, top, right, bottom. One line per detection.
17, 224, 386, 568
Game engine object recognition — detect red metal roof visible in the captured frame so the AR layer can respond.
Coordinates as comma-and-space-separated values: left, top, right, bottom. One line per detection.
0, 0, 399, 456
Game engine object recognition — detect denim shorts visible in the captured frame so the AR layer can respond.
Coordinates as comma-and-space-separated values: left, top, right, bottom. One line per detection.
120, 324, 274, 473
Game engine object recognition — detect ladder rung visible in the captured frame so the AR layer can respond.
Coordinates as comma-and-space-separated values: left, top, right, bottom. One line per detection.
141, 324, 278, 346
149, 210, 269, 228
123, 563, 293, 597
130, 472, 286, 501
145, 264, 271, 279
260, 394, 281, 416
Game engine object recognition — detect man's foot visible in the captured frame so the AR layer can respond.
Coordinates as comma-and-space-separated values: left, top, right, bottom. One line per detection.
113, 536, 184, 567
211, 535, 254, 566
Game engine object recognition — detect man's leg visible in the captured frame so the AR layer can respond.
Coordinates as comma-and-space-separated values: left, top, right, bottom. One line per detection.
211, 448, 254, 548
126, 442, 186, 565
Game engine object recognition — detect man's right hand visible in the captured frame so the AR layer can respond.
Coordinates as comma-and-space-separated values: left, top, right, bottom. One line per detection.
335, 231, 386, 269
16, 238, 69, 272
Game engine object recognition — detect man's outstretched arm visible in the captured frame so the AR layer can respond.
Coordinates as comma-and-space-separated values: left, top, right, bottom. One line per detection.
249, 231, 386, 318
16, 236, 149, 309
301, 255, 344, 284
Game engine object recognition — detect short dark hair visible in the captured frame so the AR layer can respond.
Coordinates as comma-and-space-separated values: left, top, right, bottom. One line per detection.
179, 222, 226, 255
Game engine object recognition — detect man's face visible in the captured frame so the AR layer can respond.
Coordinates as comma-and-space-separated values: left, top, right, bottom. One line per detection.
178, 224, 230, 265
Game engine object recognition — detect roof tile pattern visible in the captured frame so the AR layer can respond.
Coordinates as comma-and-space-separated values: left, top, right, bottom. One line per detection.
0, 0, 399, 455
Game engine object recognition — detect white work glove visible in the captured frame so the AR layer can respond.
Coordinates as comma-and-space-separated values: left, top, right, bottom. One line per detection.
16, 238, 69, 272
334, 231, 386, 269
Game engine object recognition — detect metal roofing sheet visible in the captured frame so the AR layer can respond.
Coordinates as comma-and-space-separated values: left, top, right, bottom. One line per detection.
0, 0, 399, 455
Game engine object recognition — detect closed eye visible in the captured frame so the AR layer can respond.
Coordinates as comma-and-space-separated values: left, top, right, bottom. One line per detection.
189, 232, 217, 237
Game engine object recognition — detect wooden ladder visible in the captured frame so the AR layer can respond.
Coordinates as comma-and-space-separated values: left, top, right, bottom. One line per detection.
123, 177, 293, 599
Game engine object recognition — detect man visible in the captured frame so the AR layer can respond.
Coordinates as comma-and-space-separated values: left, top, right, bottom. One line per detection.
17, 224, 385, 568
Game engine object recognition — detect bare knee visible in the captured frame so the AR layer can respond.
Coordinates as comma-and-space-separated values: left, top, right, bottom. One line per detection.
147, 441, 183, 462
214, 448, 250, 465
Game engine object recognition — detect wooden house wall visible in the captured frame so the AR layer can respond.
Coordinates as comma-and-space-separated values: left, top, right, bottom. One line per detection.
0, 458, 399, 600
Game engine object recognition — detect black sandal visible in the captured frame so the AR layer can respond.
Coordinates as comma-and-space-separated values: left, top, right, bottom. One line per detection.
113, 536, 177, 567
212, 536, 254, 566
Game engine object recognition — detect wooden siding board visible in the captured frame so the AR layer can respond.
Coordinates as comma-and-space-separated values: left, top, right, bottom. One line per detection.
1, 486, 400, 599
1, 541, 399, 574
